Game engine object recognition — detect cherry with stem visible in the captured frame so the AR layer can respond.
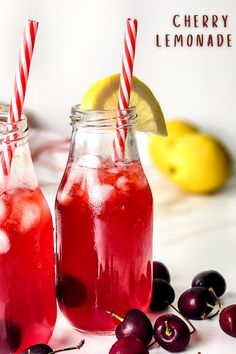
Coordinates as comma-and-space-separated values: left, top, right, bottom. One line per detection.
25, 340, 85, 354
107, 309, 153, 345
148, 303, 196, 352
49, 340, 85, 353
178, 286, 221, 320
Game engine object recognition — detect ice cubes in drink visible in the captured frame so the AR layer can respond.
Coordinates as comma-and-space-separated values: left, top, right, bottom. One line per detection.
0, 229, 11, 254
89, 184, 114, 206
0, 198, 9, 222
57, 163, 85, 205
107, 167, 119, 174
20, 201, 41, 232
11, 197, 41, 233
78, 154, 101, 168
116, 176, 129, 190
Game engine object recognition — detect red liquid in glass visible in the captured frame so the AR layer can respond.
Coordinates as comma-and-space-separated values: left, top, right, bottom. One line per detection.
56, 159, 153, 332
0, 187, 56, 353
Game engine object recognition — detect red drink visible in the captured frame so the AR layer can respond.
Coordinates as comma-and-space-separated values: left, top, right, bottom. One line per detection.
0, 187, 56, 353
56, 157, 153, 332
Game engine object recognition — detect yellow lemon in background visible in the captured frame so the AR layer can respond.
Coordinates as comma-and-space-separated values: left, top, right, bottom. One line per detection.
163, 119, 198, 142
149, 119, 198, 173
167, 133, 232, 193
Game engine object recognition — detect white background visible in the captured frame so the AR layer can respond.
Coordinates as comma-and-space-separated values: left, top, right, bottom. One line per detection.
0, 0, 236, 152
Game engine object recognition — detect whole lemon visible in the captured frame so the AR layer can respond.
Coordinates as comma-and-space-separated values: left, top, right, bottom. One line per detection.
149, 120, 198, 173
167, 133, 232, 193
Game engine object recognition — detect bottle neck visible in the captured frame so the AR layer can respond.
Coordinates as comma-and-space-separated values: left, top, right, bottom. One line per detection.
0, 112, 29, 146
0, 113, 38, 192
69, 106, 140, 165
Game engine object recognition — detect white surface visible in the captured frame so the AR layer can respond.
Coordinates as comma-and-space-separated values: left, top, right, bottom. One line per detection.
0, 0, 236, 152
41, 147, 236, 354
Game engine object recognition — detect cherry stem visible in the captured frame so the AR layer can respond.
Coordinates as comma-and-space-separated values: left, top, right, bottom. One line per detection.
209, 287, 222, 310
169, 303, 196, 335
147, 340, 156, 349
205, 303, 215, 309
106, 310, 124, 322
165, 320, 172, 336
205, 287, 221, 319
49, 339, 85, 353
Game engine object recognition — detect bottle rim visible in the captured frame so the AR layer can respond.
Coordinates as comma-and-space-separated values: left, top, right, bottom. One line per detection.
70, 104, 137, 128
0, 112, 28, 144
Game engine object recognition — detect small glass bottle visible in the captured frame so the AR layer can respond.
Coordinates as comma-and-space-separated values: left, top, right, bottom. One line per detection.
0, 112, 56, 353
55, 106, 153, 333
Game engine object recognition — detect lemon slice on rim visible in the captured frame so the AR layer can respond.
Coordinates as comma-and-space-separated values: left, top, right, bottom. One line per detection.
81, 74, 167, 136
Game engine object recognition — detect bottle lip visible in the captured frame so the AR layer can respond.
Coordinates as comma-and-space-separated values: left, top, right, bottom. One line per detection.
0, 112, 28, 143
70, 104, 137, 128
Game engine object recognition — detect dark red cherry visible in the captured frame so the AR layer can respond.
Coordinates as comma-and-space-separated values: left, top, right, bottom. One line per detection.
192, 270, 226, 297
56, 274, 87, 308
150, 279, 175, 311
0, 320, 21, 353
153, 261, 171, 283
154, 314, 190, 352
109, 337, 149, 354
178, 287, 215, 320
219, 304, 236, 337
21, 343, 53, 354
115, 309, 153, 345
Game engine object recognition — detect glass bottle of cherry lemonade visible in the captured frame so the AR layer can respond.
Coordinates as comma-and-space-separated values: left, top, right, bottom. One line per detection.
0, 112, 56, 353
56, 106, 153, 333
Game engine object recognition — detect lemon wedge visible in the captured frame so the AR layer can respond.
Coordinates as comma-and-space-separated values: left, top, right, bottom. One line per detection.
81, 74, 167, 136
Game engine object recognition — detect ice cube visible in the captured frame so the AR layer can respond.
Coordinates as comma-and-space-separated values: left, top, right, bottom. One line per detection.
89, 184, 114, 205
68, 163, 84, 185
0, 199, 8, 222
61, 164, 84, 201
78, 154, 101, 168
22, 202, 41, 231
56, 188, 81, 206
0, 229, 10, 254
12, 201, 41, 232
56, 190, 70, 206
107, 168, 119, 174
116, 176, 129, 190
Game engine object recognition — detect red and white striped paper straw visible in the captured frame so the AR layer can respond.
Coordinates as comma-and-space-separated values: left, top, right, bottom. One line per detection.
113, 18, 138, 160
1, 20, 38, 177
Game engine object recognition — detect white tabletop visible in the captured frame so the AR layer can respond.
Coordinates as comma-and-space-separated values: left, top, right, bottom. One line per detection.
42, 143, 236, 354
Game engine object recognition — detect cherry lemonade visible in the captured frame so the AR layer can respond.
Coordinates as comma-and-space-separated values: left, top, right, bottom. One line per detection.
56, 156, 153, 332
0, 187, 56, 352
56, 156, 152, 331
55, 106, 153, 333
0, 113, 56, 353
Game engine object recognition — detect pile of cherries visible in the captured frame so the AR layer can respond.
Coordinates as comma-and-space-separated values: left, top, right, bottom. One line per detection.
20, 261, 236, 353
109, 261, 236, 353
